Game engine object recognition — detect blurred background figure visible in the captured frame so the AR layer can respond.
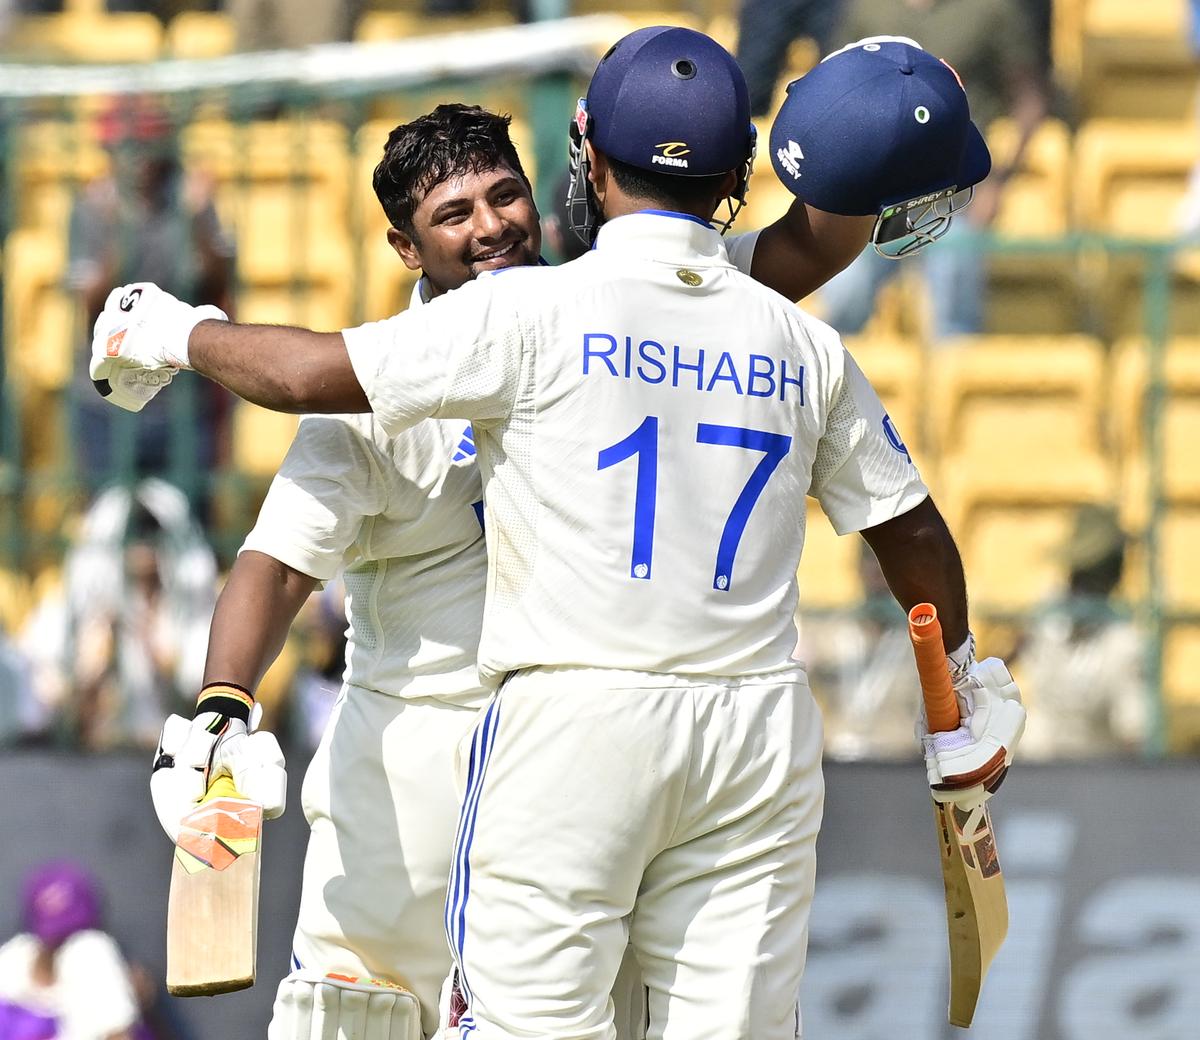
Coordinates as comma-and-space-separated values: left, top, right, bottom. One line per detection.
798, 543, 922, 761
67, 94, 234, 499
18, 479, 217, 750
288, 577, 347, 752
815, 0, 1049, 339
1013, 504, 1148, 759
734, 0, 842, 117
0, 862, 141, 1040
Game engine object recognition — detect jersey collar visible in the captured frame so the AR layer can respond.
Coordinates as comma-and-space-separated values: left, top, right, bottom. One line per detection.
593, 210, 731, 266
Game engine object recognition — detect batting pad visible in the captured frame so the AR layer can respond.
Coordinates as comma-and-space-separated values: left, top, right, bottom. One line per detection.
269, 970, 422, 1040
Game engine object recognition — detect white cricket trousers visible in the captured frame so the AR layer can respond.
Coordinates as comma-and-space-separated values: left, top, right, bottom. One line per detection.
445, 667, 824, 1040
272, 684, 649, 1040
279, 686, 480, 1039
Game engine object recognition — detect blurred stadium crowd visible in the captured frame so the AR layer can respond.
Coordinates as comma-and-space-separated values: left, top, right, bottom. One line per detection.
0, 0, 1198, 765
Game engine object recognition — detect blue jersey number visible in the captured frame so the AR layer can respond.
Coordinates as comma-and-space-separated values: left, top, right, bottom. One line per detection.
597, 418, 792, 591
597, 415, 659, 579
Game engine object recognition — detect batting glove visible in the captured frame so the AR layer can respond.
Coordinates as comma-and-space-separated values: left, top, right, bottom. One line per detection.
917, 643, 1026, 810
150, 683, 286, 844
90, 282, 227, 411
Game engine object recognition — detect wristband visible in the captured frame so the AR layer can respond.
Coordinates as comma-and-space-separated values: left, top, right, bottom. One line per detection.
195, 682, 255, 725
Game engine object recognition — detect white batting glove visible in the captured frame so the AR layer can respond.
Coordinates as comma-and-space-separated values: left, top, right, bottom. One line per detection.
150, 685, 286, 843
917, 645, 1026, 810
89, 283, 227, 410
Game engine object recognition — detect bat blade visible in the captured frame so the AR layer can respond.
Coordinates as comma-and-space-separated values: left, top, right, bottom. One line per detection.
934, 799, 1008, 1027
166, 776, 263, 996
908, 603, 1009, 1028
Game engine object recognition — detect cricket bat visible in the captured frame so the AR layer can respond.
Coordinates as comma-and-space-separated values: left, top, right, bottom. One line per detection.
908, 604, 1008, 1029
166, 773, 263, 996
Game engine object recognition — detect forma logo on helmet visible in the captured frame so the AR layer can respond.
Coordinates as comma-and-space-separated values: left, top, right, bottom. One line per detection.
567, 26, 758, 247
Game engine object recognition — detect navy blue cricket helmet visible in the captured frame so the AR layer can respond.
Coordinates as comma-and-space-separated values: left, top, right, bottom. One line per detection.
567, 26, 758, 246
769, 37, 991, 218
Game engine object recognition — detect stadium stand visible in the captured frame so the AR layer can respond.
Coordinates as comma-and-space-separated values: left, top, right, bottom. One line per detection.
2, 11, 163, 63
984, 117, 1084, 335
1079, 0, 1197, 120
1111, 336, 1200, 523
164, 11, 237, 60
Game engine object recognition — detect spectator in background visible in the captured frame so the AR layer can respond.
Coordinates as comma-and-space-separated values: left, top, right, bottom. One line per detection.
816, 0, 1048, 339
797, 543, 921, 760
0, 862, 141, 1040
288, 577, 346, 752
19, 479, 217, 750
68, 95, 234, 500
734, 0, 843, 117
1013, 504, 1147, 759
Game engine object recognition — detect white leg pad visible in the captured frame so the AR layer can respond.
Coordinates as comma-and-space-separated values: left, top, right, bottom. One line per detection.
269, 970, 422, 1040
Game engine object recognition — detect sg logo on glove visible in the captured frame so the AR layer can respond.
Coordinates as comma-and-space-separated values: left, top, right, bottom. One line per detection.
119, 287, 144, 312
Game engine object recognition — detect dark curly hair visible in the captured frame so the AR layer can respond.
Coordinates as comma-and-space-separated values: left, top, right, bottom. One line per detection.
372, 103, 532, 238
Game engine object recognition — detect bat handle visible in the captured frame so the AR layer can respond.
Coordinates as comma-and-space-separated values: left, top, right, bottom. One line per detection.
202, 773, 243, 802
908, 603, 961, 734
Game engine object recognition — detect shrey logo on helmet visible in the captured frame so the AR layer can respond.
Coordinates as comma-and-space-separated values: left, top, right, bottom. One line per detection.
652, 141, 691, 168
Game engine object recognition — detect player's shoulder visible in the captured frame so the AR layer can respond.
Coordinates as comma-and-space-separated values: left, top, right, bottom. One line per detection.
727, 265, 848, 355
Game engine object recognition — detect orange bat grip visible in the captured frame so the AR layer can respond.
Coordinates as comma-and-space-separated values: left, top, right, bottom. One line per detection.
908, 603, 961, 734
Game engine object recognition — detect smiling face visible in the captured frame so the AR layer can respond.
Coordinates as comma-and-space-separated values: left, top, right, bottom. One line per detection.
387, 161, 542, 295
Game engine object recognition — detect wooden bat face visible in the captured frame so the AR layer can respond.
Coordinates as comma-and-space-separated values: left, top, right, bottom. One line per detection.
166, 785, 263, 997
934, 799, 1008, 1028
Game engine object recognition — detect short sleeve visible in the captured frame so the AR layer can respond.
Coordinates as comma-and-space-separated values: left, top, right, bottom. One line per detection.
240, 415, 388, 581
343, 275, 523, 436
810, 348, 928, 534
724, 230, 762, 276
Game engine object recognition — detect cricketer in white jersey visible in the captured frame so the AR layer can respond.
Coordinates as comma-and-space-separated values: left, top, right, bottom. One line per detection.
140, 87, 892, 1040
94, 32, 1027, 1040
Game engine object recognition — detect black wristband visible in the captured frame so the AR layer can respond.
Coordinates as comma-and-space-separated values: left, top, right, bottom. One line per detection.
195, 682, 255, 725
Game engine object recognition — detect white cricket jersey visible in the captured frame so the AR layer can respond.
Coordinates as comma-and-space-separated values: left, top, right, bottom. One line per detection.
241, 280, 490, 704
344, 212, 925, 686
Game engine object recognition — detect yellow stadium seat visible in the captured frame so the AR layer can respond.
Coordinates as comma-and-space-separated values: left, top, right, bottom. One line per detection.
235, 285, 353, 332
165, 11, 235, 59
1164, 622, 1200, 751
1074, 120, 1199, 236
989, 118, 1071, 238
1080, 0, 1196, 119
2, 229, 76, 393
1111, 337, 1200, 520
11, 120, 109, 231
1161, 507, 1200, 612
5, 12, 163, 62
929, 335, 1115, 522
231, 403, 299, 478
182, 121, 354, 326
842, 336, 924, 453
0, 568, 32, 636
957, 504, 1077, 613
982, 117, 1077, 335
797, 498, 861, 609
354, 10, 516, 42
